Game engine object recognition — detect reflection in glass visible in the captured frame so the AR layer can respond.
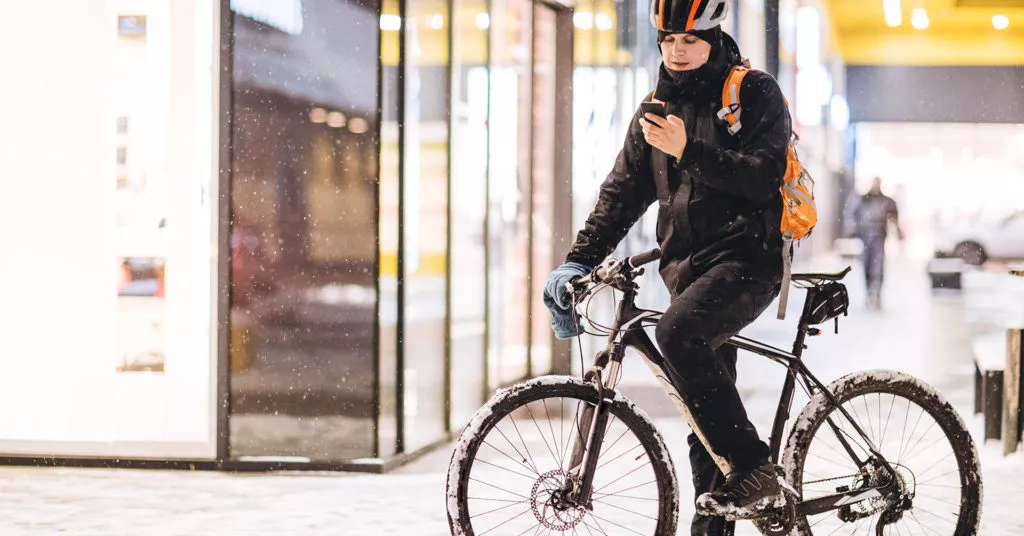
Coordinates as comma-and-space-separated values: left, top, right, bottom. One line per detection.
229, 0, 379, 461
402, 0, 451, 452
449, 0, 490, 429
488, 0, 533, 387
378, 0, 400, 460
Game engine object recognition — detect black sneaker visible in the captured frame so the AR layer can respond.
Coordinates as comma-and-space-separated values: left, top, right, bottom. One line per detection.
695, 462, 786, 520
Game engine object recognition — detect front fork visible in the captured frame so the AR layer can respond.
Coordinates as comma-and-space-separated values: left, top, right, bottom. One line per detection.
564, 349, 624, 506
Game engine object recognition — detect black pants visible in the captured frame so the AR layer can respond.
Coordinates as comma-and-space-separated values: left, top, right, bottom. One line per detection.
861, 235, 886, 299
654, 261, 778, 536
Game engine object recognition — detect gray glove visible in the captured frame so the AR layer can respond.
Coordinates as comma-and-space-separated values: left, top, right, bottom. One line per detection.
542, 262, 591, 339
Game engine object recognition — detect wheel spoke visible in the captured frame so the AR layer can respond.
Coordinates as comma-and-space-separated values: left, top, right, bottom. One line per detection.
590, 479, 658, 500
897, 405, 927, 464
542, 399, 561, 463
524, 402, 561, 467
879, 393, 896, 448
591, 460, 652, 495
596, 442, 645, 472
587, 512, 647, 536
591, 498, 658, 521
477, 507, 534, 536
508, 416, 542, 475
470, 477, 531, 500
482, 440, 540, 477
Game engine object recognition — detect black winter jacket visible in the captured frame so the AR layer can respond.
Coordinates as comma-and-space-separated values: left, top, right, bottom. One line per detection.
566, 38, 791, 296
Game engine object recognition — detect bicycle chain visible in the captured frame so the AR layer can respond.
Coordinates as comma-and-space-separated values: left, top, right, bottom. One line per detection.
803, 473, 860, 485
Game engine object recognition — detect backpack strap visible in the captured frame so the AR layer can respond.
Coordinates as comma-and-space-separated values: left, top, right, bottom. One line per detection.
717, 65, 749, 136
777, 234, 794, 320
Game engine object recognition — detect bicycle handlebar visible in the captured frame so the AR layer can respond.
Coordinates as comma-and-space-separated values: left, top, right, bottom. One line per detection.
628, 248, 662, 269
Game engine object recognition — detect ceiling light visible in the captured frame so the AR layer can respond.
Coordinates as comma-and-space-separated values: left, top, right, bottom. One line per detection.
327, 111, 346, 128
475, 13, 489, 30
574, 12, 594, 30
380, 14, 401, 31
993, 15, 1010, 30
430, 14, 444, 30
595, 13, 613, 31
883, 0, 902, 27
309, 108, 327, 124
911, 8, 929, 30
348, 117, 369, 134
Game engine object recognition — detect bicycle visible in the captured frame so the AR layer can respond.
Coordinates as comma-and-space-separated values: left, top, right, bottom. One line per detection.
446, 248, 982, 535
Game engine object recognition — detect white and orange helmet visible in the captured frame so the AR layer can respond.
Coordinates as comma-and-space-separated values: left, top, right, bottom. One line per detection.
649, 0, 729, 32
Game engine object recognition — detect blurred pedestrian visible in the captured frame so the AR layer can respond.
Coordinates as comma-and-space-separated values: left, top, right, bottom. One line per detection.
853, 177, 903, 309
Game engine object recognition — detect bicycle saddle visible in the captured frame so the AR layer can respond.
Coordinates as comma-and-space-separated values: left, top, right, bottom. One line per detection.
790, 266, 852, 284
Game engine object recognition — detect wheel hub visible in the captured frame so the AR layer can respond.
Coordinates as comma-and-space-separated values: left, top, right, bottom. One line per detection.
530, 469, 587, 531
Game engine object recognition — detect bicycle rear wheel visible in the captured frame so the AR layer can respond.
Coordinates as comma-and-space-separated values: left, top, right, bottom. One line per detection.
446, 376, 679, 536
783, 370, 982, 535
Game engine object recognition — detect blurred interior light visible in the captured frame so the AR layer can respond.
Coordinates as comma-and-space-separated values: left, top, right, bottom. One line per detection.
883, 0, 902, 27
380, 14, 401, 31
309, 107, 327, 124
348, 117, 369, 134
911, 8, 929, 30
475, 13, 490, 29
430, 13, 444, 30
993, 15, 1010, 30
595, 13, 614, 31
829, 94, 850, 130
574, 12, 594, 29
327, 111, 346, 128
795, 7, 821, 70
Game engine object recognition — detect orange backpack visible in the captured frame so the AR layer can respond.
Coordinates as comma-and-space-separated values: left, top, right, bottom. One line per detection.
717, 65, 818, 319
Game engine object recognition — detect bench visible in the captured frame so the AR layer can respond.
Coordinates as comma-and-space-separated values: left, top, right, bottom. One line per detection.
972, 332, 1005, 441
973, 329, 1024, 454
928, 257, 966, 290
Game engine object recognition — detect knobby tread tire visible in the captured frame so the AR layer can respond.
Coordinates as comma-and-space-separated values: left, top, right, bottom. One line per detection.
446, 376, 679, 536
782, 370, 982, 536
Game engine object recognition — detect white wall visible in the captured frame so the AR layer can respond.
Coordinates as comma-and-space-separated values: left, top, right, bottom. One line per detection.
0, 0, 219, 458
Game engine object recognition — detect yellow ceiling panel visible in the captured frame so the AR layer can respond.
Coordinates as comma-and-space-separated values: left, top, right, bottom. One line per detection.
823, 0, 1024, 64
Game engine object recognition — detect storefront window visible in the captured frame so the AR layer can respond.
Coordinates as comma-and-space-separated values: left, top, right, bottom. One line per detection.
488, 0, 533, 387
0, 1, 218, 458
401, 0, 451, 452
228, 0, 380, 461
449, 0, 490, 429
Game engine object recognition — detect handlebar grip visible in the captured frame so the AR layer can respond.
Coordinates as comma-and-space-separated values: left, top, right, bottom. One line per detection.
628, 248, 662, 268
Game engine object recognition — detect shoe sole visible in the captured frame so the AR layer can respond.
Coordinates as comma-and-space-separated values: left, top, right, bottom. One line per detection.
695, 493, 788, 521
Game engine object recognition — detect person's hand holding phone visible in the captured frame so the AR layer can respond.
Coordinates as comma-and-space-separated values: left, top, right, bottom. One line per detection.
639, 103, 688, 160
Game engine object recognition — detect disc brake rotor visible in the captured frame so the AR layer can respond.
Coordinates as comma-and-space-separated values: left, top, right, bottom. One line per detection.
530, 469, 587, 531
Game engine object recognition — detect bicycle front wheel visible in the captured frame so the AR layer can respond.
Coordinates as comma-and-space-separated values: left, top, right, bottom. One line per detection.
783, 370, 982, 535
446, 376, 679, 536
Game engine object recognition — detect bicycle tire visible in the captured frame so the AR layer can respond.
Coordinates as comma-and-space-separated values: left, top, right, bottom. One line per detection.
446, 376, 680, 536
782, 370, 982, 535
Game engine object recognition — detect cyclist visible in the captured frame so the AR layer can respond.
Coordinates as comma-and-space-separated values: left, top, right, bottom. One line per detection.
543, 1, 790, 533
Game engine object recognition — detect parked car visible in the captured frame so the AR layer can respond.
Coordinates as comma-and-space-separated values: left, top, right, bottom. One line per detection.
934, 210, 1024, 265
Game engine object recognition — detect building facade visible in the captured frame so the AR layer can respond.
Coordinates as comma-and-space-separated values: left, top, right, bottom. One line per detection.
0, 0, 575, 471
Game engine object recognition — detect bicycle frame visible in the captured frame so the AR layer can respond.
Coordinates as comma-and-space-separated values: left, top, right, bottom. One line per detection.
565, 272, 900, 518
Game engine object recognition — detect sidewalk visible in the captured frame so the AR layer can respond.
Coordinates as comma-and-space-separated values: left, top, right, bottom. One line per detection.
1, 255, 1022, 535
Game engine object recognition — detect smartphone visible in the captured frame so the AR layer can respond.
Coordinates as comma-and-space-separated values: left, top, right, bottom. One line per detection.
640, 101, 666, 119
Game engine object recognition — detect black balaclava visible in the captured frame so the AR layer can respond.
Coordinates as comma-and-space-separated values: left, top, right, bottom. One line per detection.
654, 27, 740, 101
